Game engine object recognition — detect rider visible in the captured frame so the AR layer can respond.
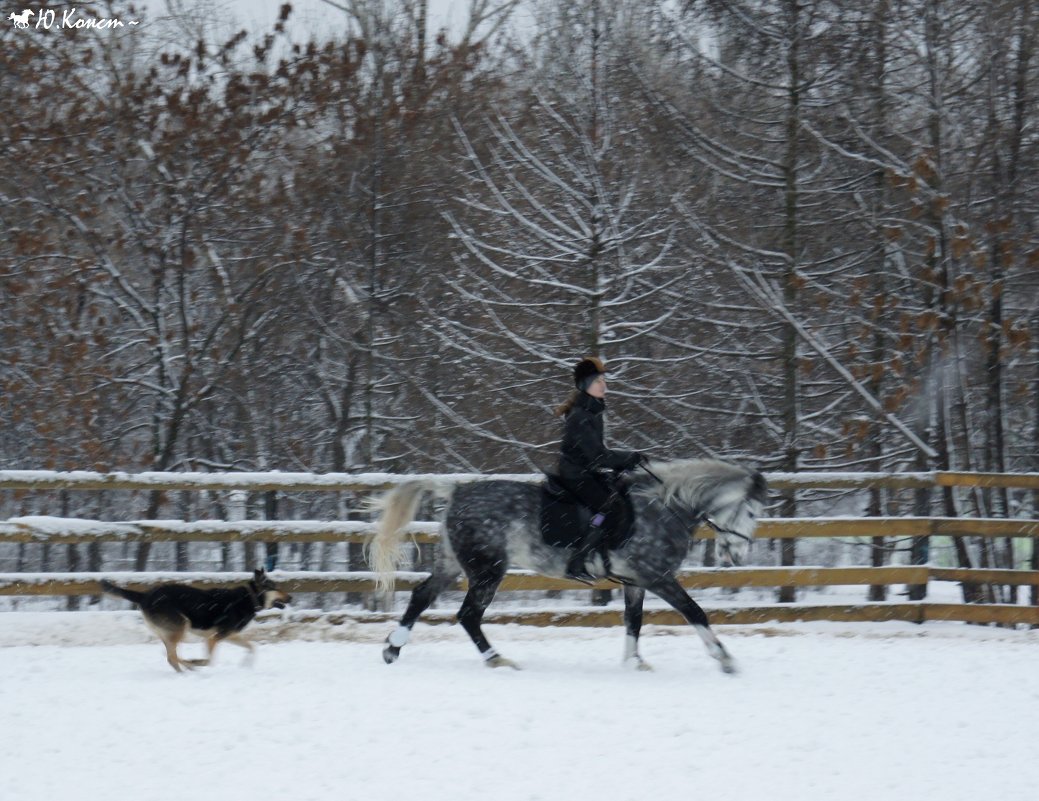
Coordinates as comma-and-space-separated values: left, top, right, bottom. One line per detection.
555, 356, 643, 580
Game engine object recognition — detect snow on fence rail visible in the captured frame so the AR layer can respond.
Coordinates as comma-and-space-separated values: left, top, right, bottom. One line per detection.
2, 468, 1039, 491
0, 470, 539, 492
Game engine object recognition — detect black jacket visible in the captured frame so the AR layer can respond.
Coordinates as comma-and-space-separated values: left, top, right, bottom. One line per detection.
557, 392, 638, 483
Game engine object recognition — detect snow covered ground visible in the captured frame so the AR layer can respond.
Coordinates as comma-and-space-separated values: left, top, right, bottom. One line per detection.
2, 612, 1037, 801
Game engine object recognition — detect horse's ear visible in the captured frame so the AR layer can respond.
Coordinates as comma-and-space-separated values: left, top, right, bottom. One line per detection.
751, 471, 769, 502
254, 567, 265, 579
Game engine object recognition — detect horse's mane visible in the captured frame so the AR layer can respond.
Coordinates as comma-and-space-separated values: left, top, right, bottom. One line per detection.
634, 458, 758, 511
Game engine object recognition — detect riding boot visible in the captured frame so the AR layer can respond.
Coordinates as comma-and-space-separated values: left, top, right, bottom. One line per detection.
566, 514, 606, 581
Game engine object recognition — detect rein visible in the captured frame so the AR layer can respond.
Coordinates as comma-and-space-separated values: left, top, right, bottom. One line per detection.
639, 462, 665, 485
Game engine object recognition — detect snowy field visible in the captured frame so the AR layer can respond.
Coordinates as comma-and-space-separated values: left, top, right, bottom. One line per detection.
2, 612, 1038, 801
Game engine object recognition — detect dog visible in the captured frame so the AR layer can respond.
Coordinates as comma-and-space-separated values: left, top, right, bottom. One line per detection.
100, 568, 291, 672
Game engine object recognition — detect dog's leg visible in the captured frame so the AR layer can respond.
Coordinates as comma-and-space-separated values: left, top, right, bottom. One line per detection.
222, 633, 256, 667
176, 634, 216, 668
146, 614, 198, 672
204, 635, 220, 665
186, 634, 222, 667
160, 632, 188, 672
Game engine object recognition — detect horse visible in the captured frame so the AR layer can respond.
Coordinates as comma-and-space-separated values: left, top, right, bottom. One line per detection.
368, 458, 767, 673
9, 10, 35, 28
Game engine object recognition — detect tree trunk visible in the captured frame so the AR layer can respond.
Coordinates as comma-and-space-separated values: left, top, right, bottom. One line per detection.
1033, 339, 1039, 612
134, 490, 165, 571
777, 0, 802, 604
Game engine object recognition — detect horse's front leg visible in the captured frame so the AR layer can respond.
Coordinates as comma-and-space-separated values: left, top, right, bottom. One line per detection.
647, 575, 736, 674
622, 585, 652, 671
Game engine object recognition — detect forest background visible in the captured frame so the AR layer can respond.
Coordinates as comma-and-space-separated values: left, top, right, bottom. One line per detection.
1, 0, 1037, 581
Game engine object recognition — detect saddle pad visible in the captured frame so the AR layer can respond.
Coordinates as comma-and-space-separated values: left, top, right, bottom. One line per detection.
540, 484, 589, 549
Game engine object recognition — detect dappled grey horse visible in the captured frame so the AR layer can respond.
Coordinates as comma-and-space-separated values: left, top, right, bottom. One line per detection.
369, 459, 767, 673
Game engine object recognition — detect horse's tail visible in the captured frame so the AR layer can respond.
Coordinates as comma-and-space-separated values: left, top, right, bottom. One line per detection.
366, 480, 452, 593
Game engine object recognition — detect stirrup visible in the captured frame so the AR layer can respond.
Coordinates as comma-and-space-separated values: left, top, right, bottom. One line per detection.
565, 558, 597, 584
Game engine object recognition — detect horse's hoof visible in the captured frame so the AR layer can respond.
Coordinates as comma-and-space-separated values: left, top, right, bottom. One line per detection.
383, 645, 401, 664
624, 657, 653, 672
719, 656, 737, 675
485, 655, 521, 670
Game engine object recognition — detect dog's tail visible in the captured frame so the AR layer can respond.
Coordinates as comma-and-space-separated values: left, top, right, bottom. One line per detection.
99, 579, 146, 605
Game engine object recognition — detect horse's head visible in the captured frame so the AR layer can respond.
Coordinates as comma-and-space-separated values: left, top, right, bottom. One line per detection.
703, 469, 767, 566
643, 460, 767, 567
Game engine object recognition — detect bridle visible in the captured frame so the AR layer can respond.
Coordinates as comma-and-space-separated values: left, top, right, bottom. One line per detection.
699, 514, 753, 545
638, 461, 753, 545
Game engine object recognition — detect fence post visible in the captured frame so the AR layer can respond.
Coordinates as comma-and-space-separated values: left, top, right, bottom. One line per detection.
264, 490, 280, 571
1032, 486, 1038, 617
908, 484, 931, 601
778, 482, 797, 603
867, 478, 887, 602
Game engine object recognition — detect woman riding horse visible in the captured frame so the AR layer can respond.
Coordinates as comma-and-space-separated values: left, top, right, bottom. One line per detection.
369, 357, 768, 673
555, 357, 644, 580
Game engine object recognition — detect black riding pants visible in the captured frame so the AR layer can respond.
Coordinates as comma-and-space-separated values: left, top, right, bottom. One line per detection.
560, 470, 615, 512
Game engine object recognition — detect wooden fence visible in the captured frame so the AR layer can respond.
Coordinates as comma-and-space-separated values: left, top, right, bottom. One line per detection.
1, 469, 1038, 627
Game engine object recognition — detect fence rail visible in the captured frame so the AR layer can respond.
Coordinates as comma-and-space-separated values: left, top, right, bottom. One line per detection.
3, 469, 1039, 492
8, 565, 1039, 596
4, 569, 1039, 627
274, 602, 1039, 628
2, 468, 1038, 628
3, 566, 1039, 626
2, 516, 1038, 544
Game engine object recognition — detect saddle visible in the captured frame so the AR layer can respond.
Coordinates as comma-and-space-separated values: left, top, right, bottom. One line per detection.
539, 473, 635, 552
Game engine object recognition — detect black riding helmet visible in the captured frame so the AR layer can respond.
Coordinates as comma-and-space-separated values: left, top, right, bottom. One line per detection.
573, 356, 607, 392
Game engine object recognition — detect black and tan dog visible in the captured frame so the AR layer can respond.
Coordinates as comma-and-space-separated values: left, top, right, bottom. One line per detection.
100, 568, 291, 672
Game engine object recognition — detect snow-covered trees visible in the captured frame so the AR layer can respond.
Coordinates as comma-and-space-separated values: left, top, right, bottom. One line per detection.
429, 0, 697, 469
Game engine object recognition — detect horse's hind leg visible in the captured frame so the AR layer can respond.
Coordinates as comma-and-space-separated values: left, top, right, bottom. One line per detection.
623, 585, 652, 671
383, 561, 461, 664
458, 566, 516, 669
647, 576, 736, 674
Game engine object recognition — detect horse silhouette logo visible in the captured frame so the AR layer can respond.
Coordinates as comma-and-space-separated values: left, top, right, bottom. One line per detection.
8, 9, 34, 28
